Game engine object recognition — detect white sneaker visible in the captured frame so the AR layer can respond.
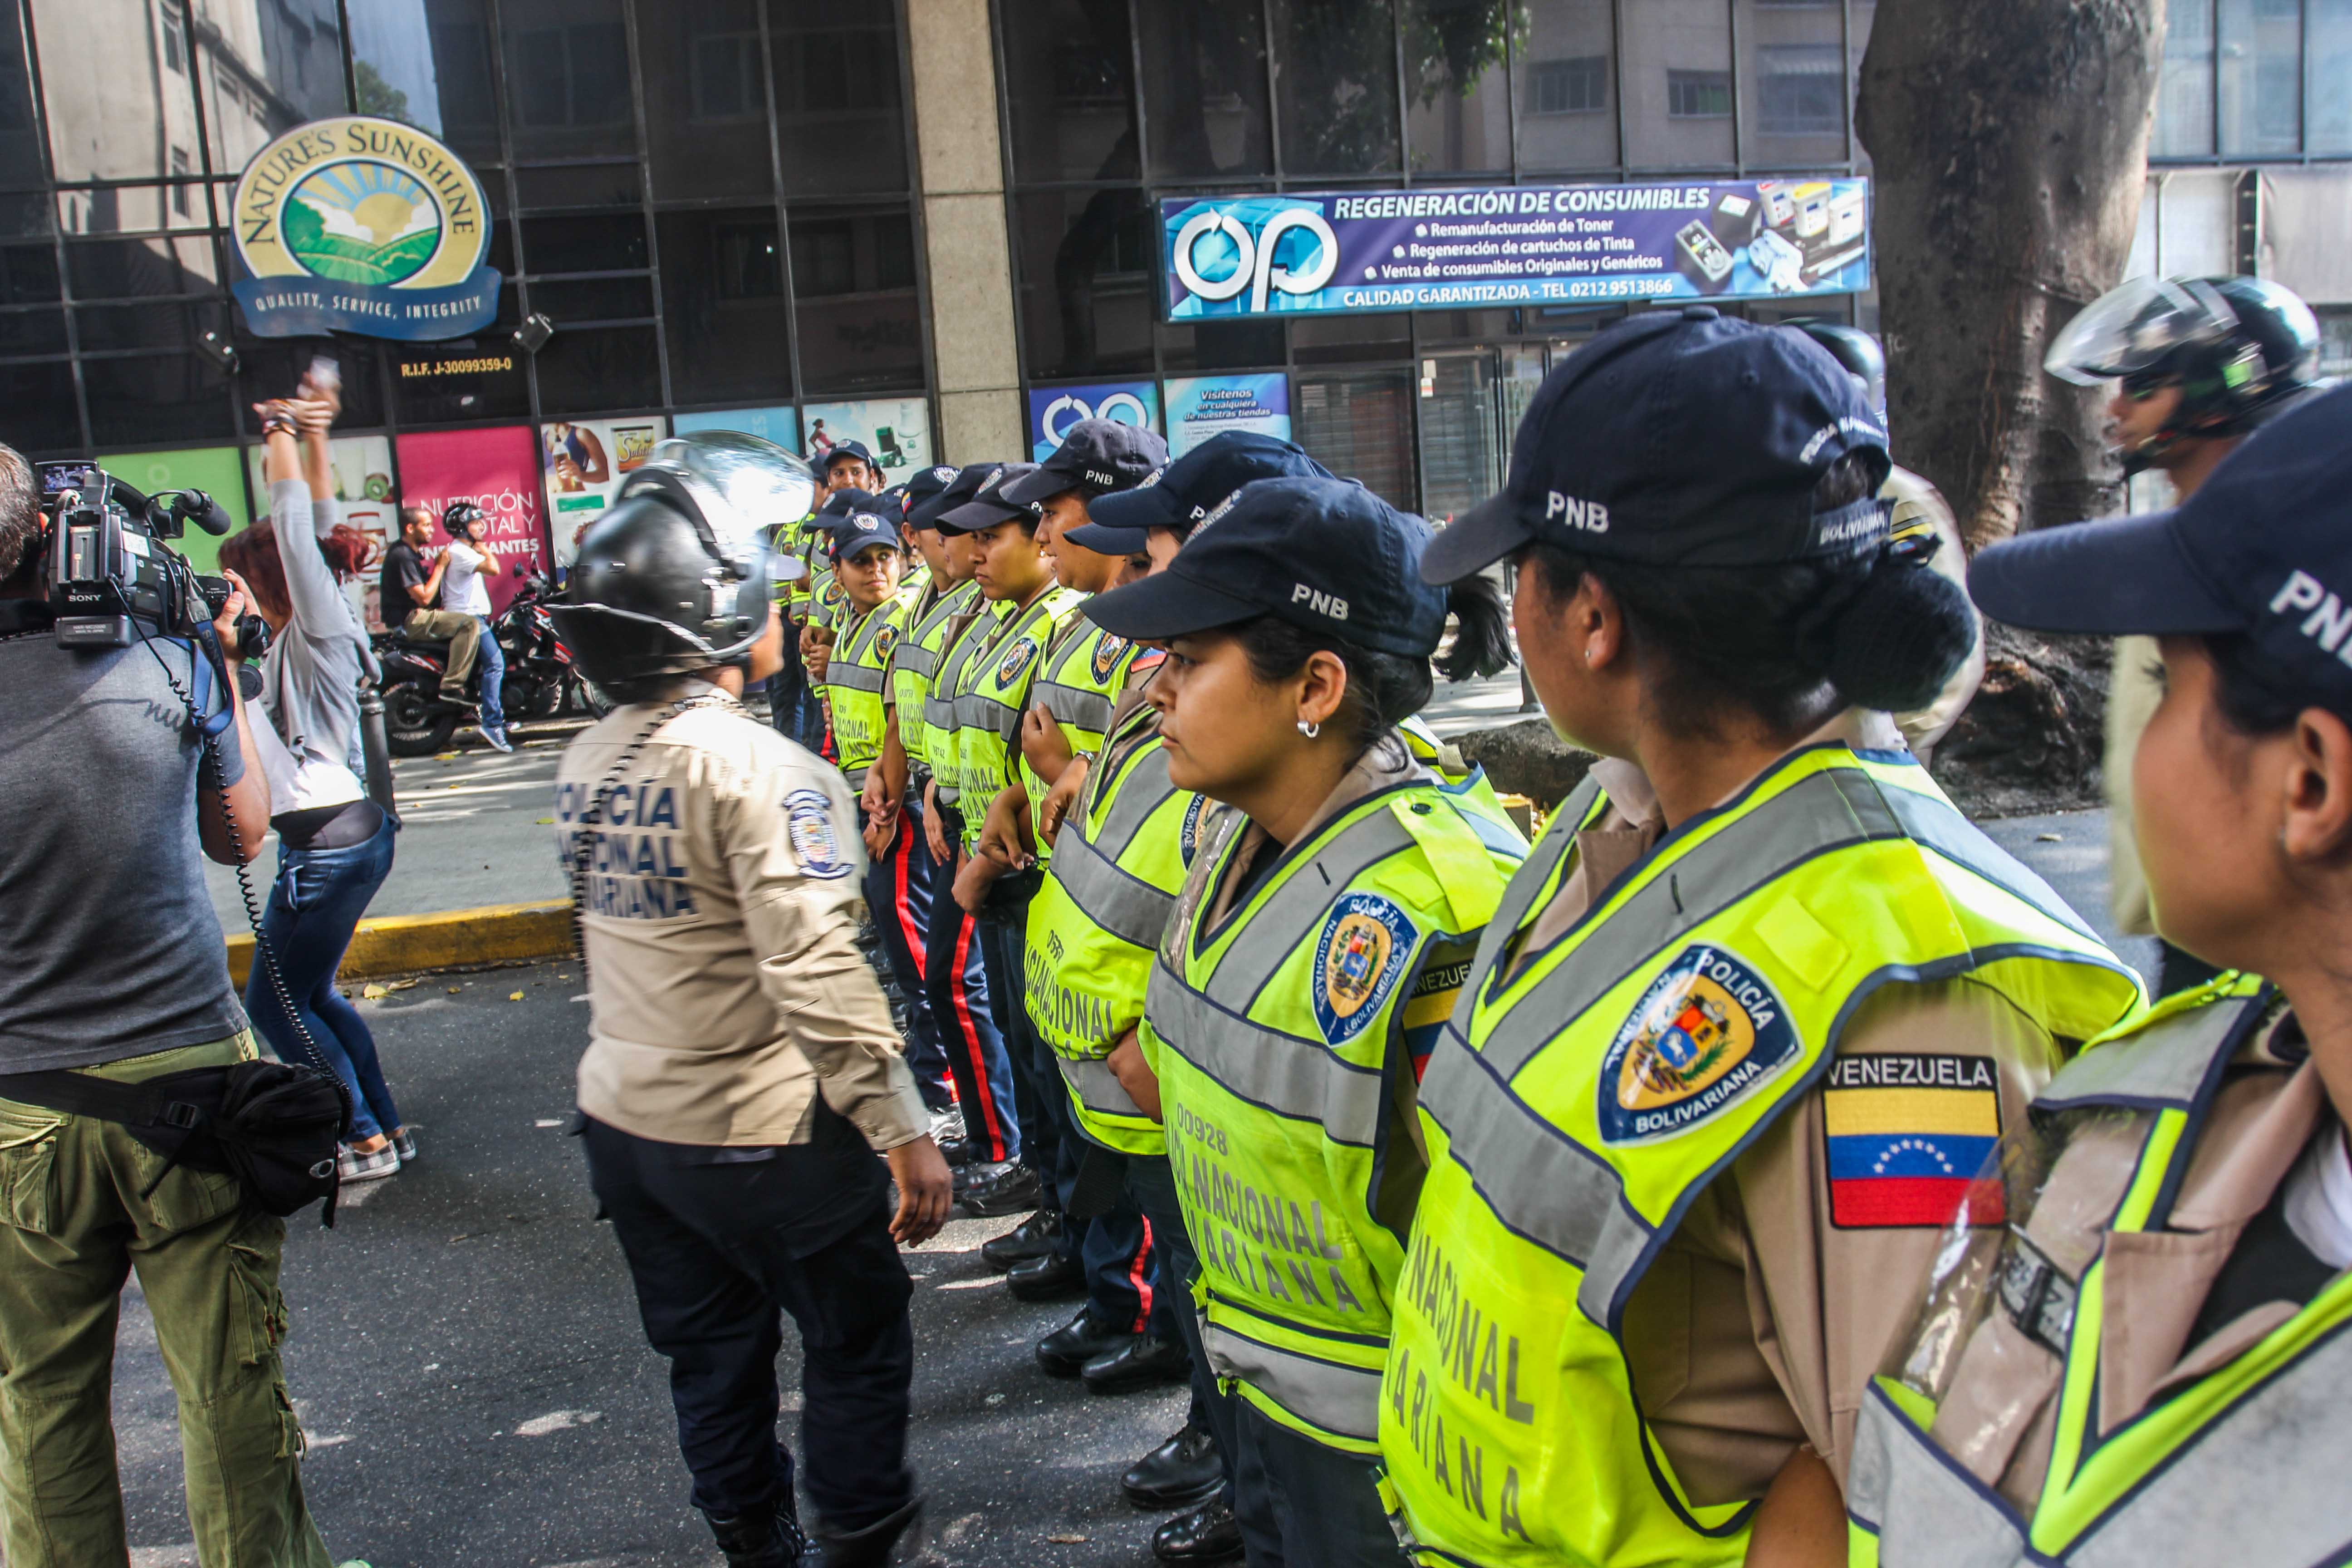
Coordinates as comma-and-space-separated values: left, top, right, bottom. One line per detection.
476, 723, 513, 753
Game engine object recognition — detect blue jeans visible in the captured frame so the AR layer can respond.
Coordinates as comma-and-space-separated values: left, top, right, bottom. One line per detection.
473, 615, 506, 732
244, 813, 402, 1143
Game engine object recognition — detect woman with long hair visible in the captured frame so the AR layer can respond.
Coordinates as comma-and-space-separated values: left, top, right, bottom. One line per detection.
220, 383, 410, 1183
1080, 475, 1527, 1564
1376, 310, 2143, 1568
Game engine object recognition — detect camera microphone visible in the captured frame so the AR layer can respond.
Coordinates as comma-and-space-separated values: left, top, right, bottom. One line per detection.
172, 489, 233, 538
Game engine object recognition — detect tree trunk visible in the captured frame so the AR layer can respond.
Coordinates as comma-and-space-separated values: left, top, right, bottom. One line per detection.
1857, 0, 2165, 551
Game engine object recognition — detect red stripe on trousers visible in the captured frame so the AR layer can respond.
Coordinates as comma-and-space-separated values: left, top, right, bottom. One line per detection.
1126, 1215, 1155, 1333
946, 914, 1009, 1160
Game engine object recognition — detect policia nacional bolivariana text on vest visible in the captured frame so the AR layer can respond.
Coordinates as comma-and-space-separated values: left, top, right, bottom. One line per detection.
1375, 746, 2143, 1566
1144, 752, 1530, 1455
1847, 978, 2352, 1568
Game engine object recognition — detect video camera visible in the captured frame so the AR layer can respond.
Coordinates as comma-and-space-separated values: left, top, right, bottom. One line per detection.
34, 461, 266, 658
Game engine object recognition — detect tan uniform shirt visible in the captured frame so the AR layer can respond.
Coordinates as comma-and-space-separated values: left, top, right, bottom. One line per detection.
1514, 715, 2072, 1500
1885, 466, 1985, 762
555, 690, 928, 1151
2103, 634, 2165, 937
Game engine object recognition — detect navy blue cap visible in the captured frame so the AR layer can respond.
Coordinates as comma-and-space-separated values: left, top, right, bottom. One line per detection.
938, 462, 1044, 534
1421, 307, 1893, 584
1000, 418, 1170, 507
1071, 432, 1333, 555
817, 486, 877, 519
899, 464, 960, 525
819, 439, 877, 472
1971, 383, 2352, 704
1084, 476, 1446, 659
825, 505, 905, 559
907, 464, 995, 531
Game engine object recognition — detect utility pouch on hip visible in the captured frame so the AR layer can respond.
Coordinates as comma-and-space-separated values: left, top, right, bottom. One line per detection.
0, 1063, 348, 1225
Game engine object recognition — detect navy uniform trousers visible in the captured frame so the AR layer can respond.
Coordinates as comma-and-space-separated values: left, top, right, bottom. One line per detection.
581, 1107, 915, 1535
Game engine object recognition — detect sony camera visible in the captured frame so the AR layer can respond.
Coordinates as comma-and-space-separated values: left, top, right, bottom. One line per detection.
35, 461, 265, 657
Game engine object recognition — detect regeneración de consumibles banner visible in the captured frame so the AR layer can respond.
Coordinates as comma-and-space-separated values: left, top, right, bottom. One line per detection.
1161, 178, 1870, 319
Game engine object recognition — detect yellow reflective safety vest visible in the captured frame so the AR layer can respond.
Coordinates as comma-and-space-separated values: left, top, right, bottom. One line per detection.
1846, 973, 2352, 1568
1026, 700, 1204, 1156
808, 565, 850, 634
781, 519, 821, 614
1377, 744, 2145, 1567
889, 577, 952, 769
823, 583, 919, 789
951, 587, 1083, 853
1145, 760, 1529, 1453
919, 583, 1007, 808
1015, 612, 1145, 862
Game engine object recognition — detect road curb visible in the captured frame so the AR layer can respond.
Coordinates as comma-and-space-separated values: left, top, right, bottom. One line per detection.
229, 899, 573, 988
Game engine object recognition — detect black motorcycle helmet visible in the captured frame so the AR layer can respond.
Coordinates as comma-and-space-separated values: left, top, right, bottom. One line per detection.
442, 500, 487, 539
1790, 320, 1887, 423
2047, 274, 2325, 473
551, 433, 815, 698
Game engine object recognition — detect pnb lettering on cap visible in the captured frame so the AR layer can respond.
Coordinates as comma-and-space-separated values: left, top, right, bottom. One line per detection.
1545, 492, 1610, 533
1086, 469, 1115, 487
1292, 583, 1351, 620
2269, 570, 2352, 665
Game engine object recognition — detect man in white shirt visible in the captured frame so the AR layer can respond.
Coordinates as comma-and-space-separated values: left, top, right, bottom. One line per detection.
440, 501, 510, 751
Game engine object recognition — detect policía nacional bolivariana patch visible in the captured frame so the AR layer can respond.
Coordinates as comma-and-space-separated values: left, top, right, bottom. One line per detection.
784, 788, 851, 879
1090, 632, 1131, 685
1312, 892, 1419, 1045
1597, 944, 1801, 1144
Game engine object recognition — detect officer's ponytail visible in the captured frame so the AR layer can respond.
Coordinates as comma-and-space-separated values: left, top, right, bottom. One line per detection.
1526, 453, 1974, 737
1235, 573, 1514, 760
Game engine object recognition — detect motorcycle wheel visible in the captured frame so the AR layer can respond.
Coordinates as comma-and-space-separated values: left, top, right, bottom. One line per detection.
384, 680, 460, 757
504, 671, 559, 723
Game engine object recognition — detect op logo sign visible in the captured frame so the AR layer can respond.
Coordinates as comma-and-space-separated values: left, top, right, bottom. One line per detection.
1170, 201, 1339, 314
230, 116, 503, 340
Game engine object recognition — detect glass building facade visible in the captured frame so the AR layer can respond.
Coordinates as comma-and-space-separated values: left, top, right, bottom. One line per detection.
1, 0, 2347, 535
1, 0, 928, 535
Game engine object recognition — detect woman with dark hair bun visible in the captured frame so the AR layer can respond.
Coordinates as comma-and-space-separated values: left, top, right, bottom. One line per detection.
221, 377, 411, 1185
1081, 475, 1529, 1565
1376, 310, 2145, 1568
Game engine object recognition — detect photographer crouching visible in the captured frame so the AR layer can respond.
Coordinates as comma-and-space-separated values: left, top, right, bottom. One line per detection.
0, 441, 348, 1565
550, 433, 951, 1568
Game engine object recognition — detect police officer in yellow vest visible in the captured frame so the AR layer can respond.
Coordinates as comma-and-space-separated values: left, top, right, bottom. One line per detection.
1082, 475, 1529, 1566
1384, 308, 2146, 1568
1847, 381, 2352, 1567
815, 500, 961, 1134
1037, 432, 1341, 1566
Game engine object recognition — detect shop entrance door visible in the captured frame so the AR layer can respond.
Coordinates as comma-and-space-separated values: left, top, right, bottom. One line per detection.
1417, 353, 1503, 525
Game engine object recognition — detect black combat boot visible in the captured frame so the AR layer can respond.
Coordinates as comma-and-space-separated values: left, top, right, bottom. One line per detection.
706, 1492, 809, 1568
810, 1496, 924, 1568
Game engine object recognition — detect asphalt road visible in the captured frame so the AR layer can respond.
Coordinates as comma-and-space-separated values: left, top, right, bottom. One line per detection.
107, 960, 1187, 1568
147, 802, 2141, 1568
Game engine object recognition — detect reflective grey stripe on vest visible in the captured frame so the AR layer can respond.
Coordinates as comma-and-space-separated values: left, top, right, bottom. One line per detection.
1059, 1054, 1147, 1117
1202, 1318, 1384, 1444
1053, 809, 1177, 948
1852, 1331, 2352, 1568
827, 664, 888, 695
1143, 804, 1421, 1147
843, 763, 869, 791
1033, 677, 1114, 733
1417, 766, 2025, 1321
2035, 990, 2263, 1112
955, 688, 1023, 741
893, 642, 938, 679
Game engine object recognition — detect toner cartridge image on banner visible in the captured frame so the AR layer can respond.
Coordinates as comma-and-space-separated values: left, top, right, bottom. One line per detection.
1161, 179, 1868, 320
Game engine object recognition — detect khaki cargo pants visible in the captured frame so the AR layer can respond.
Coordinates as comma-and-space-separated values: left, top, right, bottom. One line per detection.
0, 1034, 332, 1568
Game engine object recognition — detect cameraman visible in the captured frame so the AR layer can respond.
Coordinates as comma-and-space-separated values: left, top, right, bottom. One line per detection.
0, 441, 340, 1564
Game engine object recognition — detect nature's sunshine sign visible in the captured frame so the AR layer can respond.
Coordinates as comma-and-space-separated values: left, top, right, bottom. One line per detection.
230, 116, 502, 340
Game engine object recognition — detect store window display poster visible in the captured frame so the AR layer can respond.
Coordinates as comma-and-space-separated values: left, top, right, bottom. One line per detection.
1027, 381, 1161, 461
671, 406, 802, 451
393, 425, 546, 613
802, 398, 932, 486
242, 434, 399, 628
543, 416, 670, 567
95, 447, 254, 576
1166, 375, 1292, 456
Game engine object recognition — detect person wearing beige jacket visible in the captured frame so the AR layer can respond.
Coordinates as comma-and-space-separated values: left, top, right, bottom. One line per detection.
549, 436, 950, 1568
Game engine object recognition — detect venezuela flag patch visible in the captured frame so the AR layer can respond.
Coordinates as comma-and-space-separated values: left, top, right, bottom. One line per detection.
1823, 1052, 2004, 1228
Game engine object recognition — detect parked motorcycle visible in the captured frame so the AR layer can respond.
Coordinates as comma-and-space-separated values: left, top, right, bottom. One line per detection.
374, 571, 609, 755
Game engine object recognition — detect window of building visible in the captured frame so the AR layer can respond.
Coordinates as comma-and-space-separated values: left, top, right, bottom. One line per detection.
1401, 0, 1514, 175
2318, 307, 2352, 379
769, 0, 910, 197
1137, 0, 1273, 181
1001, 0, 1138, 183
1531, 56, 1608, 114
2155, 0, 2219, 156
160, 1, 185, 74
168, 151, 190, 218
1755, 45, 1842, 136
1274, 0, 1402, 177
1667, 68, 1732, 119
2220, 0, 2303, 155
693, 24, 763, 122
2317, 0, 2352, 153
